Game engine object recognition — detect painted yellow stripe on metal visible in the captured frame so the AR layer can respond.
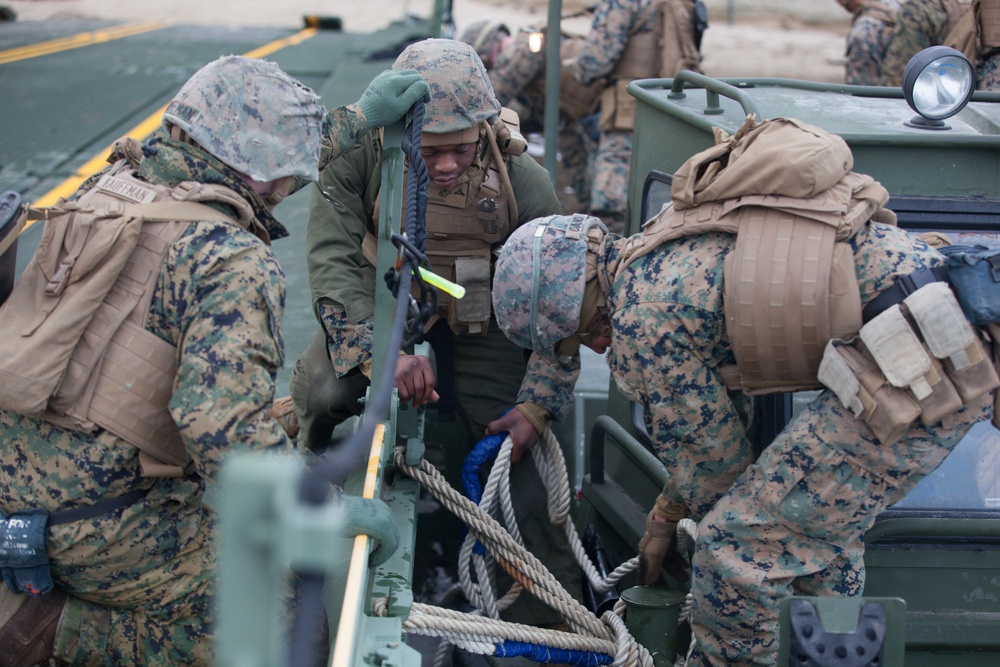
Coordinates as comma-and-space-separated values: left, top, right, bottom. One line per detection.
0, 22, 169, 65
24, 27, 319, 228
332, 422, 387, 667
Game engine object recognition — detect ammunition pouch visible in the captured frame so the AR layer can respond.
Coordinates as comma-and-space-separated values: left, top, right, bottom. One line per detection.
819, 280, 999, 444
598, 79, 638, 132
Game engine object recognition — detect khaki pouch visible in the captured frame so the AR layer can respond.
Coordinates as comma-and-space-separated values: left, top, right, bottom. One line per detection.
598, 80, 636, 133
818, 338, 922, 445
860, 304, 963, 426
451, 256, 491, 335
904, 281, 1000, 404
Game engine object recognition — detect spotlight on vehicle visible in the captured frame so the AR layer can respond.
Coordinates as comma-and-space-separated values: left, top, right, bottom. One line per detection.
902, 46, 975, 130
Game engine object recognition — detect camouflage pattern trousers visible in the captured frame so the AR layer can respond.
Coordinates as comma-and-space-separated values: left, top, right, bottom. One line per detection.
686, 386, 995, 666
53, 511, 216, 666
589, 129, 632, 231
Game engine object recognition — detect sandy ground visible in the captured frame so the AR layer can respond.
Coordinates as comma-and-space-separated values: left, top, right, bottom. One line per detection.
6, 0, 853, 83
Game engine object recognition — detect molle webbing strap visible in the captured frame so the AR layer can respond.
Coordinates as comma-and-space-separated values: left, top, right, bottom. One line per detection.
610, 1, 660, 80
724, 208, 836, 394
46, 217, 191, 472
51, 198, 237, 476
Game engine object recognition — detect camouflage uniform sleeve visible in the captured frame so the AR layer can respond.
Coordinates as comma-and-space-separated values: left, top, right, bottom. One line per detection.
318, 104, 370, 173
166, 223, 291, 480
517, 352, 581, 420
490, 32, 545, 107
880, 0, 951, 86
502, 151, 574, 418
306, 132, 382, 376
573, 0, 650, 84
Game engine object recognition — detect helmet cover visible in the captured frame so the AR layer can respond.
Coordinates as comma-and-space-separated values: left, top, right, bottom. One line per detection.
162, 55, 324, 183
493, 213, 608, 359
392, 38, 500, 136
459, 20, 510, 68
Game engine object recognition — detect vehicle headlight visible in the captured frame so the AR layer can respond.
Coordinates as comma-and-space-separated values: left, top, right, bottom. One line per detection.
902, 46, 975, 129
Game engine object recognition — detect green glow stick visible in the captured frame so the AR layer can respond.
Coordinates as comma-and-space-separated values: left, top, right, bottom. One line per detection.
417, 267, 465, 299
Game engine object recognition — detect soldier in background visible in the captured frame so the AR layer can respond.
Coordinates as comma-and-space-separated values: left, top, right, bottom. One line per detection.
837, 0, 901, 85
0, 56, 427, 665
572, 0, 704, 234
459, 19, 513, 70
491, 117, 997, 666
880, 0, 972, 85
460, 19, 602, 211
286, 38, 582, 631
880, 0, 1000, 90
973, 0, 1000, 90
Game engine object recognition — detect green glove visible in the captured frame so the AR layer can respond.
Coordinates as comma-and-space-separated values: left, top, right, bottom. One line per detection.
339, 494, 400, 568
356, 68, 430, 132
636, 510, 677, 586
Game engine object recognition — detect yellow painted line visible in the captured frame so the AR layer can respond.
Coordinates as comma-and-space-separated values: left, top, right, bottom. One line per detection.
332, 423, 388, 667
0, 22, 170, 65
243, 26, 317, 59
23, 27, 319, 229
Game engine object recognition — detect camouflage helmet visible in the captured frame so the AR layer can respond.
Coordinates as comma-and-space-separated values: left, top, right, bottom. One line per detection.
493, 214, 608, 359
392, 38, 500, 138
459, 20, 510, 69
162, 55, 325, 183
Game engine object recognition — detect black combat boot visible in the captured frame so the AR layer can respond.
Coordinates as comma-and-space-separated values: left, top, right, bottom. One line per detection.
0, 587, 68, 667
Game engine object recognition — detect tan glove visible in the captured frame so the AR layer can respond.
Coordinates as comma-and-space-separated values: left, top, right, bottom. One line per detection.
636, 496, 689, 586
636, 512, 677, 586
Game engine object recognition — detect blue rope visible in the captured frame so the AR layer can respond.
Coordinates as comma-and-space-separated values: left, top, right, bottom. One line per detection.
492, 640, 613, 665
461, 430, 505, 555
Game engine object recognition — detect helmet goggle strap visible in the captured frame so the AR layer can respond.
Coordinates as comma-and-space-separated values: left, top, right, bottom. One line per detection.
529, 222, 548, 353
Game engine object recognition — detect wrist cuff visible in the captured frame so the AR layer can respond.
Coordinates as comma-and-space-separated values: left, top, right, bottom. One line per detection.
514, 402, 550, 435
653, 495, 688, 521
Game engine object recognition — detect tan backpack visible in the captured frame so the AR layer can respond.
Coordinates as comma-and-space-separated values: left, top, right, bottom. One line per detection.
0, 153, 246, 476
615, 117, 896, 394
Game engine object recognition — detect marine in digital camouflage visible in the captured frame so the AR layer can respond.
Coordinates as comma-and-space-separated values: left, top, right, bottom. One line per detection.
291, 38, 583, 628
0, 135, 291, 665
880, 0, 967, 86
839, 0, 901, 85
571, 0, 659, 228
0, 54, 392, 665
483, 29, 595, 205
493, 200, 994, 666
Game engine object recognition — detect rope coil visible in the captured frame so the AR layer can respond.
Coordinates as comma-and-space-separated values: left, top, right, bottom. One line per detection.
387, 427, 704, 666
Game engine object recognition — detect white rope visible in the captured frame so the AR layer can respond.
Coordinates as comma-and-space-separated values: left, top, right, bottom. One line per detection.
391, 427, 694, 666
373, 599, 653, 666
674, 518, 699, 667
395, 447, 611, 639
